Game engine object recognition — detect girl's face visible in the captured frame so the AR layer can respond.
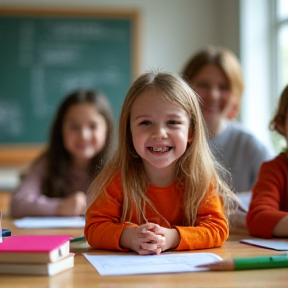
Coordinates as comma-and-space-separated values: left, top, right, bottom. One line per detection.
130, 91, 192, 183
190, 64, 235, 132
62, 103, 108, 167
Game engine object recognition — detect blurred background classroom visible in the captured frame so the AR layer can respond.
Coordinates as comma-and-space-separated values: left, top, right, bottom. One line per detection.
0, 0, 287, 214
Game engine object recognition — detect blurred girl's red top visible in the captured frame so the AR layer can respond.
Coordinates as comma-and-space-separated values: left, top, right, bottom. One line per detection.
247, 153, 288, 238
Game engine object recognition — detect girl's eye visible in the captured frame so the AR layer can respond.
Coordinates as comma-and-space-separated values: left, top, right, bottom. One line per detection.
70, 124, 80, 131
139, 120, 151, 126
194, 82, 209, 90
90, 123, 98, 130
219, 85, 230, 91
167, 120, 179, 125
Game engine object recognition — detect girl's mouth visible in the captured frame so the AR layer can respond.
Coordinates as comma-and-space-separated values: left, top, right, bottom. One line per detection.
148, 146, 173, 152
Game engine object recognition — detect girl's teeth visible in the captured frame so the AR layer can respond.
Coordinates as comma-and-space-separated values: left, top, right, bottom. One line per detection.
153, 147, 169, 152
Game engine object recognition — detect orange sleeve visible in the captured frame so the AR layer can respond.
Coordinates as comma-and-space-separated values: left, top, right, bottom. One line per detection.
84, 174, 137, 251
246, 158, 288, 238
174, 186, 228, 250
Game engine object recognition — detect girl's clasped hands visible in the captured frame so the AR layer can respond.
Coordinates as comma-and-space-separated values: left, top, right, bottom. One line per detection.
121, 222, 180, 255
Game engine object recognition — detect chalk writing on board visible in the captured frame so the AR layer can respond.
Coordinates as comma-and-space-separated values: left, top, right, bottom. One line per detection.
0, 13, 134, 143
0, 100, 23, 138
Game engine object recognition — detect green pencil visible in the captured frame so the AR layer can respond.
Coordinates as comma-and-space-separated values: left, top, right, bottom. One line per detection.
70, 236, 86, 243
197, 254, 288, 271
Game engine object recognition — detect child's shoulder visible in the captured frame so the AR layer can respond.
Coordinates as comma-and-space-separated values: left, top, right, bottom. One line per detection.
28, 155, 48, 172
271, 153, 288, 164
261, 153, 288, 171
106, 170, 123, 190
227, 120, 260, 140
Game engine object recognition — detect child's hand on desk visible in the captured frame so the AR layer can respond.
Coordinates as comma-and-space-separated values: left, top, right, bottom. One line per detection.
145, 223, 180, 253
120, 223, 164, 255
137, 223, 165, 255
57, 191, 86, 216
120, 223, 180, 255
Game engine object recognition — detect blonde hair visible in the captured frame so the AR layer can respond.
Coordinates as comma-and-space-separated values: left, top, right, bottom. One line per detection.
270, 84, 288, 137
182, 46, 244, 102
87, 71, 237, 226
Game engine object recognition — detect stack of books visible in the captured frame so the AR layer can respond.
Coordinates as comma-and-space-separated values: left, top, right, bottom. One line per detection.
0, 235, 74, 275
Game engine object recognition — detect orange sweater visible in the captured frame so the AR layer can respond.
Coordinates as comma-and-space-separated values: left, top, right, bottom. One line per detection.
246, 153, 288, 238
85, 172, 228, 251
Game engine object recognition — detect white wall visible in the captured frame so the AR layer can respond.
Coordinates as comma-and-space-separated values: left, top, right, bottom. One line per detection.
0, 0, 240, 76
5, 1, 276, 151
7, 1, 278, 151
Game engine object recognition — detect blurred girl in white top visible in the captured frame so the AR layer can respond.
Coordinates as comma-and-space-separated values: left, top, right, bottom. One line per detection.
182, 46, 272, 228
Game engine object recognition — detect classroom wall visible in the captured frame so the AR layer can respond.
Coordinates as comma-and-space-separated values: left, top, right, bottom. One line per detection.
0, 0, 241, 167
0, 0, 240, 75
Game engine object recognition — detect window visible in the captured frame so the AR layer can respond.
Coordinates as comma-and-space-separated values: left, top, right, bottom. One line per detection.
271, 0, 288, 152
240, 0, 288, 154
275, 0, 288, 95
240, 0, 274, 154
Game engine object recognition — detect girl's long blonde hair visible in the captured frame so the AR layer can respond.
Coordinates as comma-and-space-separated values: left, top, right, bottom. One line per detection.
87, 71, 238, 226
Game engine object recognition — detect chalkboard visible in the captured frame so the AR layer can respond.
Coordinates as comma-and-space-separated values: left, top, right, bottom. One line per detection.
0, 8, 138, 144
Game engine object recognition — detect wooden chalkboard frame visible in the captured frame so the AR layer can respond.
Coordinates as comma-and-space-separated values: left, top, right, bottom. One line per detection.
0, 6, 139, 166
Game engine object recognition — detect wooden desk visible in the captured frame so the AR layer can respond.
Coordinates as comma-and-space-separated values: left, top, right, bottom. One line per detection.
1, 218, 288, 288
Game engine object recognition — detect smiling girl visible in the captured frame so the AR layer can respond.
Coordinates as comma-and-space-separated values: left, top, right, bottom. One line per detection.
84, 71, 238, 254
182, 46, 272, 193
182, 46, 272, 229
10, 89, 114, 217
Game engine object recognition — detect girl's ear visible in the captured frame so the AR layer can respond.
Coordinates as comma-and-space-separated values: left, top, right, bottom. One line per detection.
226, 101, 239, 120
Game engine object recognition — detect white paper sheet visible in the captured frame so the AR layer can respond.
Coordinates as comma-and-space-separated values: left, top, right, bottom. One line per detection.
83, 252, 222, 275
240, 238, 288, 251
14, 216, 85, 228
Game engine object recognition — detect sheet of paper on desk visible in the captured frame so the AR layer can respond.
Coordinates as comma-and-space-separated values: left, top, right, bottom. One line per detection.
240, 238, 288, 251
83, 252, 222, 275
14, 217, 85, 228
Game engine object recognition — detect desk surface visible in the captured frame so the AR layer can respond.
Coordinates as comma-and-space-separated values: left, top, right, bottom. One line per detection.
1, 218, 288, 288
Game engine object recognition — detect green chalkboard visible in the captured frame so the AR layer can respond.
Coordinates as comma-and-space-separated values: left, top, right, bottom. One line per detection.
0, 8, 138, 144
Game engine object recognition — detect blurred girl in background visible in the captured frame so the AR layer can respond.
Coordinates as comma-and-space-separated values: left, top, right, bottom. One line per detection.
10, 89, 114, 217
182, 46, 272, 229
247, 84, 288, 238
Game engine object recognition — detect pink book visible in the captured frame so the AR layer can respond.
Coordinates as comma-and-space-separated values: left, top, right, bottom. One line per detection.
0, 235, 71, 263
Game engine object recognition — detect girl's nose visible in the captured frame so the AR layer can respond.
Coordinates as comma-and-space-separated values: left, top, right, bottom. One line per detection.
80, 127, 91, 140
207, 86, 221, 100
151, 126, 167, 140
